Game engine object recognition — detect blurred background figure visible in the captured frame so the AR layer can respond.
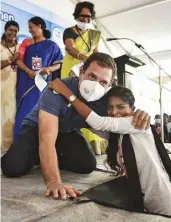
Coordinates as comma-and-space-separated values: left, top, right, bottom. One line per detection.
163, 113, 169, 143
168, 115, 171, 123
163, 113, 169, 125
1, 21, 20, 154
154, 114, 161, 129
168, 115, 171, 143
14, 16, 63, 140
154, 114, 169, 143
61, 1, 101, 78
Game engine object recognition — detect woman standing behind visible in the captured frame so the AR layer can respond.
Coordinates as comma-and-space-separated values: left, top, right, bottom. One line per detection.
1, 21, 20, 154
14, 16, 63, 140
61, 2, 105, 155
61, 1, 101, 78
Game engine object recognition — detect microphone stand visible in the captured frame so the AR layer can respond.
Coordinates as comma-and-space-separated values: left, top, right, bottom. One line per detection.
108, 37, 171, 143
113, 38, 171, 81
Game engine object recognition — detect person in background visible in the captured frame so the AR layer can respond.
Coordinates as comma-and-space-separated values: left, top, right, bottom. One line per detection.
167, 115, 171, 143
14, 16, 63, 140
154, 114, 161, 135
168, 115, 171, 123
154, 114, 169, 143
1, 21, 20, 154
61, 2, 105, 155
61, 1, 101, 78
163, 113, 169, 125
163, 113, 169, 142
49, 80, 171, 216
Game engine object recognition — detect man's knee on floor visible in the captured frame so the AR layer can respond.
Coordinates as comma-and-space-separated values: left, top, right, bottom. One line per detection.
1, 157, 29, 177
80, 156, 97, 174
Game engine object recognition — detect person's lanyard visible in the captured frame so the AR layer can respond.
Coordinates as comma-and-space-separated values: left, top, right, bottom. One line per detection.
75, 25, 91, 52
32, 39, 42, 71
5, 41, 17, 71
5, 41, 16, 56
34, 39, 39, 57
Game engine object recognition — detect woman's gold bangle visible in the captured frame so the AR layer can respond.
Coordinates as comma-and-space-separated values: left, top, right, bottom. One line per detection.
77, 52, 81, 60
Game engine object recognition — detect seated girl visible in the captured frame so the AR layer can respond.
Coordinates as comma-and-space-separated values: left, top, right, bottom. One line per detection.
48, 78, 171, 216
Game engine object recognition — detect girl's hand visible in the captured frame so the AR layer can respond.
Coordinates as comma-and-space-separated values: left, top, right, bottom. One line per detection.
132, 109, 151, 130
48, 78, 71, 97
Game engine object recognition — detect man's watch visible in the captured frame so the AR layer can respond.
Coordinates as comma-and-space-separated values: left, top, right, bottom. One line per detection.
69, 95, 77, 102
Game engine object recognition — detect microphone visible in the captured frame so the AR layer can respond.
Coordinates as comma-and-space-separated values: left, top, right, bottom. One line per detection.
106, 37, 144, 49
106, 37, 171, 81
106, 38, 118, 41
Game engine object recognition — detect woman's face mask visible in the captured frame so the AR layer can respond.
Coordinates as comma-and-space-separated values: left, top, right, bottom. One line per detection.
79, 79, 106, 102
76, 21, 92, 31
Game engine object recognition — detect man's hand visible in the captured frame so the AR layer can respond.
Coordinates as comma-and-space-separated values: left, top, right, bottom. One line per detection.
132, 109, 151, 130
45, 181, 81, 199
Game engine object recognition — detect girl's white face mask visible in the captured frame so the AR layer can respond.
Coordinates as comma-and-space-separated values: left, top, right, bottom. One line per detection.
79, 79, 107, 102
76, 21, 92, 30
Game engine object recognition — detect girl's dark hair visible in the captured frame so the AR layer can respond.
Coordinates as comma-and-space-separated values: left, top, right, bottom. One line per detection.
105, 86, 135, 175
73, 1, 96, 19
106, 86, 135, 110
29, 16, 51, 39
1, 20, 19, 41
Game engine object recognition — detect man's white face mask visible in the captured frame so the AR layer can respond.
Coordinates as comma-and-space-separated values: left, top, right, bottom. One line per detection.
79, 79, 109, 102
155, 119, 161, 124
76, 21, 92, 31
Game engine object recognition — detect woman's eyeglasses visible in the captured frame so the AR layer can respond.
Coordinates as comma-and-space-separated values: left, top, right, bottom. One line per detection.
78, 14, 92, 19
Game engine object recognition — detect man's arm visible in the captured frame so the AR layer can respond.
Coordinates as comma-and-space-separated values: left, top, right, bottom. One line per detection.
39, 110, 60, 184
39, 110, 80, 199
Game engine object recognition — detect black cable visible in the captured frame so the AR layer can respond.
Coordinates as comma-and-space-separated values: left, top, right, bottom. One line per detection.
75, 25, 91, 52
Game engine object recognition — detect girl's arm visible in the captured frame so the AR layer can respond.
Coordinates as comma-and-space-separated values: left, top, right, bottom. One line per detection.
48, 78, 92, 120
48, 79, 150, 135
86, 111, 149, 134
